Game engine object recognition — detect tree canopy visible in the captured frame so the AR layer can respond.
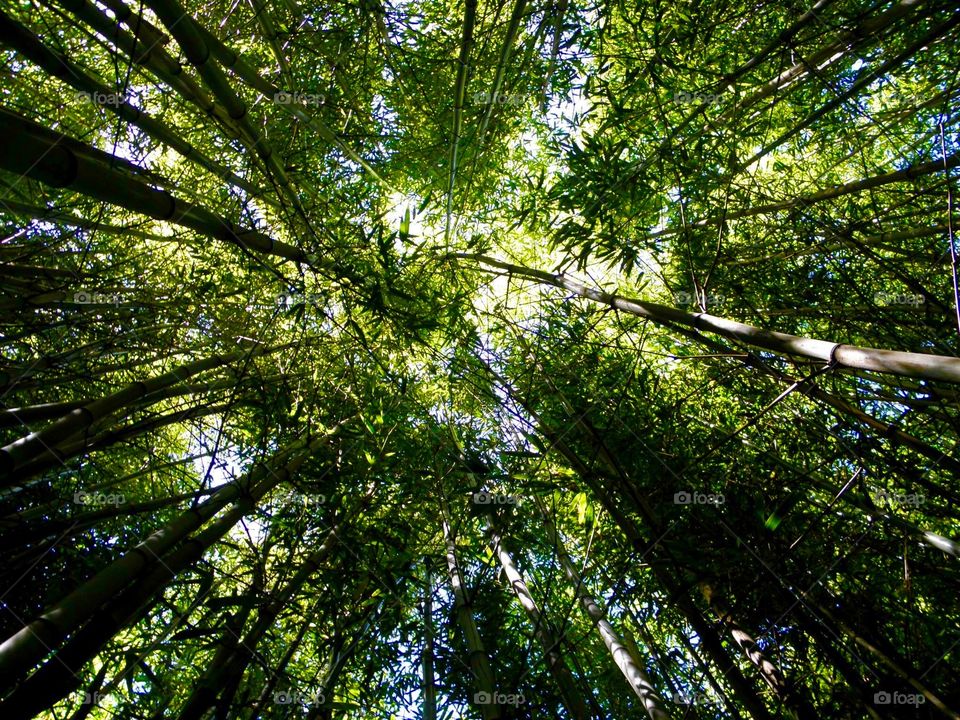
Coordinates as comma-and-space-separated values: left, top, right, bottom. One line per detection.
0, 0, 959, 717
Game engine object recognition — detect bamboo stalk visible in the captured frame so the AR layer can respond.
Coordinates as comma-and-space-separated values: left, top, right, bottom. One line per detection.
440, 496, 500, 720
458, 254, 960, 383
0, 346, 273, 476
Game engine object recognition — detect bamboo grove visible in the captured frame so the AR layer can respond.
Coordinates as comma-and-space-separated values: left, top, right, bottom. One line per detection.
0, 0, 958, 716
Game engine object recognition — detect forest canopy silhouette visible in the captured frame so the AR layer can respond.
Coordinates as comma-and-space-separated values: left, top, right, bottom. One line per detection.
0, 0, 959, 717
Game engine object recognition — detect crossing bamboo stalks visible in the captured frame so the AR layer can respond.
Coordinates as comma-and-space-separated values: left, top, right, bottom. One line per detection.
174, 523, 342, 720
655, 318, 960, 481
247, 0, 294, 89
0, 484, 264, 716
2, 401, 231, 490
0, 345, 274, 478
457, 254, 960, 384
739, 9, 960, 170
0, 110, 316, 266
650, 152, 960, 239
1, 200, 181, 243
99, 0, 394, 190
719, 0, 930, 125
0, 431, 335, 689
50, 0, 252, 146
440, 497, 500, 720
701, 584, 818, 719
141, 0, 306, 215
486, 370, 776, 720
534, 496, 670, 720
477, 0, 527, 142
729, 224, 952, 266
486, 518, 592, 720
0, 10, 262, 197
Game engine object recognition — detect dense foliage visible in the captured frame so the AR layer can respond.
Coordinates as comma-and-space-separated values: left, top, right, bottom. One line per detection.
0, 0, 959, 717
